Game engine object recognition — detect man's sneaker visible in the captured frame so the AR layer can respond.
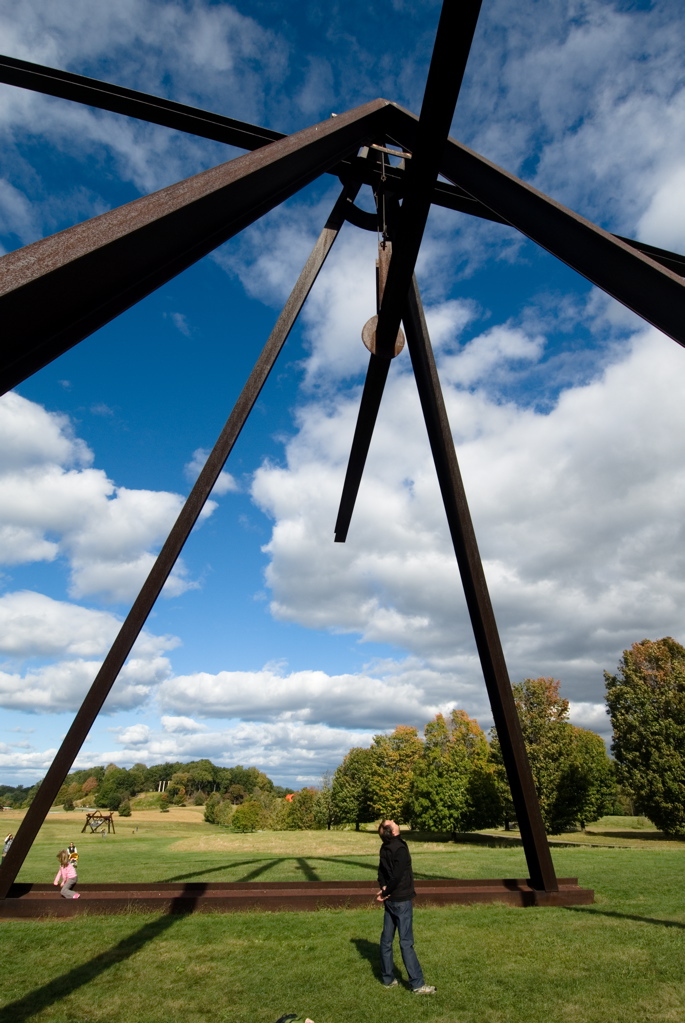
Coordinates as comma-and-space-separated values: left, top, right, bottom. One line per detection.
412, 985, 436, 995
383, 980, 399, 988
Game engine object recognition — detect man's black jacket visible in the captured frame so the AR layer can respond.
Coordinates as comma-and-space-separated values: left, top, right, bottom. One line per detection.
378, 835, 416, 902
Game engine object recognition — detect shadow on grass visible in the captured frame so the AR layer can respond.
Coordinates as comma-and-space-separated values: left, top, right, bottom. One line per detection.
309, 856, 454, 881
0, 913, 181, 1023
163, 855, 454, 885
160, 858, 271, 882
565, 906, 685, 930
295, 859, 320, 881
351, 937, 382, 982
584, 830, 677, 842
238, 859, 287, 882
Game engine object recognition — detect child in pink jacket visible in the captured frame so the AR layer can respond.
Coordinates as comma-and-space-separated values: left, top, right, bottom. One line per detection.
54, 849, 80, 898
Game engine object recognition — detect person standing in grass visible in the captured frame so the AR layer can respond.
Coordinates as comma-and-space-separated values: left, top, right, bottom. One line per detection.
54, 849, 80, 899
376, 819, 435, 994
2, 834, 13, 861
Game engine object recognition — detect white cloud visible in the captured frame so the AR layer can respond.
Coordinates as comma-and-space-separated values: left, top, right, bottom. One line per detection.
184, 448, 239, 497
0, 658, 158, 714
0, 590, 179, 713
0, 178, 41, 248
158, 660, 471, 731
0, 590, 122, 657
568, 702, 610, 738
251, 323, 685, 705
439, 325, 545, 387
161, 716, 208, 734
0, 0, 288, 207
636, 165, 685, 253
117, 723, 151, 746
0, 391, 208, 601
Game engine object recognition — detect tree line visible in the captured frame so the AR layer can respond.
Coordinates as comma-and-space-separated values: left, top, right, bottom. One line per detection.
0, 760, 293, 816
3, 637, 683, 836
329, 636, 685, 837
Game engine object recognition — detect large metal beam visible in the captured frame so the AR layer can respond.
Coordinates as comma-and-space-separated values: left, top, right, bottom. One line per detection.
0, 99, 388, 396
373, 0, 483, 358
0, 53, 286, 151
333, 0, 483, 540
386, 106, 685, 347
334, 357, 390, 543
0, 186, 356, 900
402, 275, 558, 892
6, 53, 685, 280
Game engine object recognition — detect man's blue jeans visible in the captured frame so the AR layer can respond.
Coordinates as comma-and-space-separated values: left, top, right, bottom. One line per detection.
380, 898, 424, 989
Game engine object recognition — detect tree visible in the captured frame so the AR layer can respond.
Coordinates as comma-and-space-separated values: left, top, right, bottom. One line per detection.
204, 792, 222, 824
331, 747, 376, 830
407, 715, 468, 833
81, 776, 99, 798
370, 725, 423, 821
231, 800, 263, 832
313, 773, 336, 830
605, 637, 685, 835
284, 788, 322, 830
567, 727, 615, 829
491, 677, 612, 834
407, 711, 501, 834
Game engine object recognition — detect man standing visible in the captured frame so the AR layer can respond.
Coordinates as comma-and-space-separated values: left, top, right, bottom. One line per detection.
376, 819, 435, 994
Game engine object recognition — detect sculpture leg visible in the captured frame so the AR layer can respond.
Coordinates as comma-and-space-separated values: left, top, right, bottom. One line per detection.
0, 184, 357, 899
403, 275, 558, 893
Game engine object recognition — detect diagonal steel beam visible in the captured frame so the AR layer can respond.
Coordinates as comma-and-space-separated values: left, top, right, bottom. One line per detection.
439, 136, 685, 346
0, 52, 286, 151
7, 51, 685, 281
385, 105, 685, 347
333, 0, 483, 541
333, 355, 390, 543
0, 99, 389, 396
0, 184, 357, 900
402, 274, 558, 892
373, 0, 483, 358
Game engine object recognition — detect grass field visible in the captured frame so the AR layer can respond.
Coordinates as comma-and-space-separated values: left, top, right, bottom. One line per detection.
0, 808, 683, 1023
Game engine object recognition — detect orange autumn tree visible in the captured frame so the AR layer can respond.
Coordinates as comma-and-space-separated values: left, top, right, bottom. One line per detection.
370, 725, 423, 822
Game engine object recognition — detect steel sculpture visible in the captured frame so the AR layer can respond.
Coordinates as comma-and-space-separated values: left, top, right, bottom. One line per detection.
1, 0, 684, 907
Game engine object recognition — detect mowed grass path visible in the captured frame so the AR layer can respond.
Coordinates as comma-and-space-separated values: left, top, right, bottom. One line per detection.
0, 809, 683, 1023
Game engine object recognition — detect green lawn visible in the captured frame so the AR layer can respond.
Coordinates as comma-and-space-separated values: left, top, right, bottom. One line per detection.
0, 812, 684, 1023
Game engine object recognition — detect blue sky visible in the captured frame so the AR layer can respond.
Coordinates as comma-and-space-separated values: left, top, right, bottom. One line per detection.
1, 0, 685, 787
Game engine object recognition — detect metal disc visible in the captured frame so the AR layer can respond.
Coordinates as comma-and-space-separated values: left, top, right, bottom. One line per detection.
361, 314, 405, 357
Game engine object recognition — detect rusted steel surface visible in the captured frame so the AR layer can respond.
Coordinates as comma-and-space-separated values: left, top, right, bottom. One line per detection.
335, 240, 397, 543
333, 354, 390, 543
0, 99, 387, 396
402, 276, 558, 893
0, 878, 593, 917
333, 0, 485, 537
0, 187, 357, 901
4, 55, 683, 277
437, 135, 685, 346
373, 0, 483, 359
400, 119, 685, 347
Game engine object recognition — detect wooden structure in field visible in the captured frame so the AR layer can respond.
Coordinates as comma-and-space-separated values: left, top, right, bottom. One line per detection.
1, 0, 684, 911
81, 812, 116, 835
